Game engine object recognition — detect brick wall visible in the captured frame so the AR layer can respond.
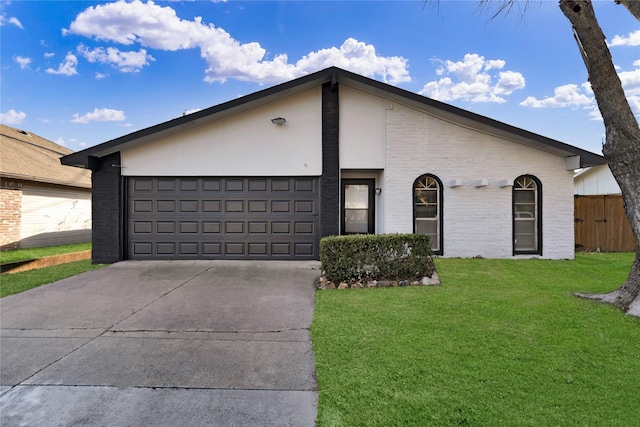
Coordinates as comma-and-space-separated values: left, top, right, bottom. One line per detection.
383, 103, 575, 260
91, 152, 124, 263
0, 187, 22, 250
321, 81, 340, 237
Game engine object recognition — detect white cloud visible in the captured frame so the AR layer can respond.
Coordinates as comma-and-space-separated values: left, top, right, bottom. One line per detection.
619, 66, 640, 118
0, 109, 27, 125
0, 14, 24, 29
419, 53, 525, 103
627, 96, 640, 118
291, 38, 409, 85
619, 68, 640, 97
520, 83, 594, 108
46, 53, 78, 76
609, 30, 640, 47
520, 62, 640, 120
54, 137, 67, 147
95, 72, 109, 80
44, 52, 55, 58
64, 0, 409, 84
14, 56, 31, 69
77, 44, 154, 73
72, 108, 126, 124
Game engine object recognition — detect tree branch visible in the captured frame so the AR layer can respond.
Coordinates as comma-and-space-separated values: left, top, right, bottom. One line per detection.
616, 0, 640, 21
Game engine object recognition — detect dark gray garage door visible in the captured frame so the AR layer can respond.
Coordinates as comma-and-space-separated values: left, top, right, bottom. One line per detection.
127, 177, 319, 260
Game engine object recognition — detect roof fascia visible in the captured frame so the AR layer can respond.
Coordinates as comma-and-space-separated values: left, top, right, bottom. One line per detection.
0, 172, 92, 189
61, 66, 605, 169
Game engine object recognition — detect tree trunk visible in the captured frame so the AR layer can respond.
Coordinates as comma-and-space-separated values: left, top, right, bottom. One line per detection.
616, 0, 640, 21
559, 0, 640, 314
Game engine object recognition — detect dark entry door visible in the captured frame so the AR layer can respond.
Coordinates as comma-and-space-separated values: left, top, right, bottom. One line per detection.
341, 179, 375, 234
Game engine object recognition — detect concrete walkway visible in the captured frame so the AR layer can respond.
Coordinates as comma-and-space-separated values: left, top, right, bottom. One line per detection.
0, 260, 320, 426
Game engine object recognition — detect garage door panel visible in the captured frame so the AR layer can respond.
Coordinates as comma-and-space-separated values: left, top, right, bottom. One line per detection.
295, 243, 315, 256
203, 179, 221, 192
134, 179, 153, 192
225, 200, 244, 213
249, 179, 268, 192
128, 177, 319, 260
203, 200, 221, 212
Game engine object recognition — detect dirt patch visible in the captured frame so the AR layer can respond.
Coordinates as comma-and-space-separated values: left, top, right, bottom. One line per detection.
1, 250, 92, 275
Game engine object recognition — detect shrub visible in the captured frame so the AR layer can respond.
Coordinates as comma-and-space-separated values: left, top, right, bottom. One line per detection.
320, 234, 433, 282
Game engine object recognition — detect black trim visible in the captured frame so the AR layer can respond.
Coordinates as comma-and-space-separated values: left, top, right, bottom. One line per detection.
512, 175, 543, 256
341, 179, 375, 235
320, 81, 340, 238
91, 152, 124, 264
412, 174, 444, 256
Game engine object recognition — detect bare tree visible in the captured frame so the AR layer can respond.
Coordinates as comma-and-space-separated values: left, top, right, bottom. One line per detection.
558, 0, 640, 316
447, 0, 640, 315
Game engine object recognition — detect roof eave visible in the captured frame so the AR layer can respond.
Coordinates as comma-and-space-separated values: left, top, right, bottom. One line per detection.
335, 70, 605, 168
0, 172, 92, 189
60, 68, 337, 169
61, 66, 605, 169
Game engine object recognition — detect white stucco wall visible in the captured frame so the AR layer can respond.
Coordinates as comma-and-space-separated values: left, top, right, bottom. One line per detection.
339, 87, 386, 169
574, 164, 620, 195
383, 103, 575, 259
122, 88, 322, 176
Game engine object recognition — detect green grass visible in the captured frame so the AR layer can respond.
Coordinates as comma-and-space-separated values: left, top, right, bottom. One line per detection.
0, 242, 91, 264
0, 260, 105, 298
312, 253, 640, 426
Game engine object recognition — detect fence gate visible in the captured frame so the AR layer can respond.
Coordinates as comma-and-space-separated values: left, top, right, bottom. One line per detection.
575, 195, 637, 252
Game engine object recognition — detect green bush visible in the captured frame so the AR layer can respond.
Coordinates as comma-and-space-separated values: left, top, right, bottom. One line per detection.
320, 234, 433, 282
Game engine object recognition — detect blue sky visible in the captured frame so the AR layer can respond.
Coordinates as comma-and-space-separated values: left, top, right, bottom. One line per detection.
1, 0, 638, 155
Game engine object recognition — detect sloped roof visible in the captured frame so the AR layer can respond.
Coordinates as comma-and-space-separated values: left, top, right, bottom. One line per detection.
61, 66, 605, 169
1, 124, 91, 189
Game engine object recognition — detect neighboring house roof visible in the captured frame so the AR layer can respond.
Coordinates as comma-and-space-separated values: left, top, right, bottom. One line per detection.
61, 66, 605, 169
1, 124, 91, 189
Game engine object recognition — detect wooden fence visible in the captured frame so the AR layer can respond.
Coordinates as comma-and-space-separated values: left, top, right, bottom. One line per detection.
575, 195, 637, 252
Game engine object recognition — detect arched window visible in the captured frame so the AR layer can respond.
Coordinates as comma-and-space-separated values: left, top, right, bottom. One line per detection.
513, 175, 542, 255
414, 174, 443, 255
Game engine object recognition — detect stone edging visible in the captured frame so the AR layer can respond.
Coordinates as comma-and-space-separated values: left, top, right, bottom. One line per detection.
316, 271, 440, 290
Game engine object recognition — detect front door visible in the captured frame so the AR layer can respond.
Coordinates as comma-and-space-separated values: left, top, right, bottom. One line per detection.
341, 179, 375, 234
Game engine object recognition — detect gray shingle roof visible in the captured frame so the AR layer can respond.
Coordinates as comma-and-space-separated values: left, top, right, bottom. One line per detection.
1, 124, 91, 189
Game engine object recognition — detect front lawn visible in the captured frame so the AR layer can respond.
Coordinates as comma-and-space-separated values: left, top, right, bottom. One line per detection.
0, 242, 91, 263
311, 253, 640, 426
0, 260, 106, 298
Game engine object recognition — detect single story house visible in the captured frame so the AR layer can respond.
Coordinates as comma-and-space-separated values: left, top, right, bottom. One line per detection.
61, 67, 604, 263
1, 124, 92, 250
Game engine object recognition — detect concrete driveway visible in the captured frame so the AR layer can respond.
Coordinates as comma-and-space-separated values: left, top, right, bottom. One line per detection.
0, 260, 320, 426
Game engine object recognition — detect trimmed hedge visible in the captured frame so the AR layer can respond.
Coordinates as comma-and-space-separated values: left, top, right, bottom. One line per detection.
320, 234, 433, 282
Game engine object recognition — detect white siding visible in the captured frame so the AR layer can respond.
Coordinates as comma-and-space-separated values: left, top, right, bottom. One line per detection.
20, 183, 91, 248
383, 103, 575, 259
339, 87, 386, 169
122, 88, 322, 177
574, 164, 620, 195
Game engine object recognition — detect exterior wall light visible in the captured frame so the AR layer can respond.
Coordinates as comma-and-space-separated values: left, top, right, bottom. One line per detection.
271, 117, 286, 126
